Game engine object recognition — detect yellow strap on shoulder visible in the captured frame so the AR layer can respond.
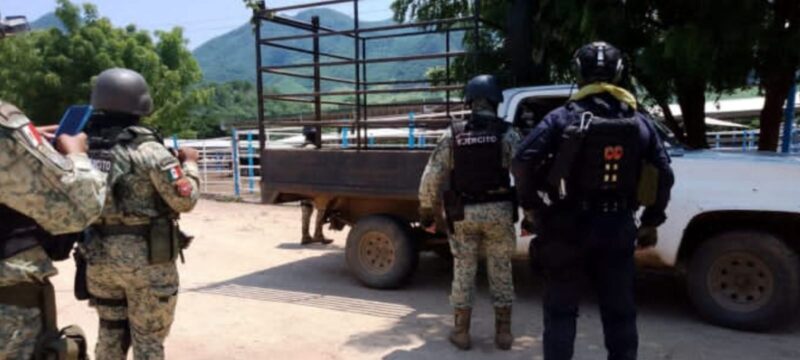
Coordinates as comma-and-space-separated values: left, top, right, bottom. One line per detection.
570, 82, 638, 110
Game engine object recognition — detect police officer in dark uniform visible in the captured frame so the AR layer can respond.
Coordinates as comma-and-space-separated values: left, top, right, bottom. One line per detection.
511, 42, 674, 360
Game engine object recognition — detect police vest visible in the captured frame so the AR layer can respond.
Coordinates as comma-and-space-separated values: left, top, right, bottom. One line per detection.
566, 109, 643, 205
450, 119, 511, 201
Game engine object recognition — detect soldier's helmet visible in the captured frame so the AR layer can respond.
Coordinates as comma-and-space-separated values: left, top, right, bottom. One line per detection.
91, 68, 153, 116
572, 41, 625, 86
464, 74, 504, 107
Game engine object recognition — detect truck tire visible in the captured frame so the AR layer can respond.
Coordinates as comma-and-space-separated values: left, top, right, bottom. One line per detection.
687, 231, 800, 331
346, 215, 419, 289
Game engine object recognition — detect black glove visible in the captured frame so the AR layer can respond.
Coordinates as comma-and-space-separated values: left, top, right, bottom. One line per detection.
637, 226, 658, 249
419, 207, 435, 228
521, 210, 538, 235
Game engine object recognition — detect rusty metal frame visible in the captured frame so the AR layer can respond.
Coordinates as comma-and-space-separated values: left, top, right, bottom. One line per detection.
254, 0, 483, 150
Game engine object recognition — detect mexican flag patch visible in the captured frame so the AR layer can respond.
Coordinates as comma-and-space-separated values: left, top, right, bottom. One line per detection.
21, 123, 43, 147
167, 165, 183, 181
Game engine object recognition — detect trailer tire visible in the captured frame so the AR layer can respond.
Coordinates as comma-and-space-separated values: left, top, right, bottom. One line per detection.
346, 215, 419, 289
687, 231, 800, 331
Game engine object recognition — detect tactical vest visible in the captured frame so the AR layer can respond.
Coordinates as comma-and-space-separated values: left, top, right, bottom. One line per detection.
450, 118, 511, 201
86, 122, 128, 175
87, 125, 181, 264
561, 106, 643, 207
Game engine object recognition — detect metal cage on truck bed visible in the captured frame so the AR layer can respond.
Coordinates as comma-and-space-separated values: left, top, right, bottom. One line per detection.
252, 0, 486, 146
252, 0, 489, 206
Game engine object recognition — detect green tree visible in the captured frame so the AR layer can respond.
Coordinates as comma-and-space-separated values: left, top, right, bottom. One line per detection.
0, 0, 206, 137
190, 81, 310, 138
755, 0, 800, 151
392, 0, 766, 149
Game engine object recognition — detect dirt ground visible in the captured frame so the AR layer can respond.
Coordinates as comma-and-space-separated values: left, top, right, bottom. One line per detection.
52, 200, 800, 359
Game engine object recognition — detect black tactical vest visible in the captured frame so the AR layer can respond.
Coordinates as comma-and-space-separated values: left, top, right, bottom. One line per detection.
86, 122, 125, 175
0, 204, 43, 259
451, 117, 511, 200
569, 111, 643, 204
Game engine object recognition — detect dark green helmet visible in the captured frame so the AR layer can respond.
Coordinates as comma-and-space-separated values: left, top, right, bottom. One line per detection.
91, 68, 153, 116
464, 75, 503, 107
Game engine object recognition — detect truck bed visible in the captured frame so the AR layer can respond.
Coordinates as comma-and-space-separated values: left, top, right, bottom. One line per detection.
261, 148, 432, 204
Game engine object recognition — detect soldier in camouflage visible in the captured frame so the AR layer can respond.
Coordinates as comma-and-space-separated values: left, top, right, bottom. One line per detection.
78, 68, 200, 360
298, 126, 332, 245
0, 100, 106, 359
419, 75, 521, 351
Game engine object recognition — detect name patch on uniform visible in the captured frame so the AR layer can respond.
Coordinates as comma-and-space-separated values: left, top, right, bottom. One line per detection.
88, 150, 114, 173
455, 134, 498, 146
167, 165, 184, 181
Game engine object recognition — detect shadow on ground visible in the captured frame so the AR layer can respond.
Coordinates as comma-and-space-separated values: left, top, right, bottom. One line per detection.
190, 241, 800, 360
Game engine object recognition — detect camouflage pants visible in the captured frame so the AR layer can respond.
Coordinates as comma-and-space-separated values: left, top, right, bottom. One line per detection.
449, 219, 515, 309
87, 262, 179, 360
300, 200, 325, 239
0, 304, 41, 360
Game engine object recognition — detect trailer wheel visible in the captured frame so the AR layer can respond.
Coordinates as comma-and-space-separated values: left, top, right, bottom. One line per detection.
687, 231, 800, 331
346, 215, 419, 289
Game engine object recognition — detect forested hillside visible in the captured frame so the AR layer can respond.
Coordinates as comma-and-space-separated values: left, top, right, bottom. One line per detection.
193, 8, 461, 85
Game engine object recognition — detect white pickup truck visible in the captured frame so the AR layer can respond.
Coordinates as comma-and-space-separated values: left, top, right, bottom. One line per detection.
263, 85, 800, 331
501, 85, 800, 331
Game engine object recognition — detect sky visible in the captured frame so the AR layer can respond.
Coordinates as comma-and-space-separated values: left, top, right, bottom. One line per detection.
1, 0, 395, 49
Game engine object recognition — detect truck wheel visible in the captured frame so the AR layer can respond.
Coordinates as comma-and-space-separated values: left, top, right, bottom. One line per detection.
346, 215, 419, 289
687, 231, 800, 331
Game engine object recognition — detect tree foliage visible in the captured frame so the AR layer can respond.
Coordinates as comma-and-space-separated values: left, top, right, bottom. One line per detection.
190, 81, 310, 138
393, 0, 798, 150
755, 0, 800, 151
0, 0, 206, 137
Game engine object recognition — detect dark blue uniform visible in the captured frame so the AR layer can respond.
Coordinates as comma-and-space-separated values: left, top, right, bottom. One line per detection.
512, 93, 674, 360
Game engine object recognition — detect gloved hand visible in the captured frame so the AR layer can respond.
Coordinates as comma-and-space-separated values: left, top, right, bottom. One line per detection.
637, 226, 658, 249
419, 207, 435, 228
521, 210, 538, 236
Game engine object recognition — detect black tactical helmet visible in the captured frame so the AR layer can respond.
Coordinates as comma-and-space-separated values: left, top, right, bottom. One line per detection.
572, 41, 625, 85
464, 74, 504, 107
91, 68, 153, 116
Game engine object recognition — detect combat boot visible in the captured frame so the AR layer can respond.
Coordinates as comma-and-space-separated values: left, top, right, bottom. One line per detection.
312, 234, 334, 245
494, 306, 513, 350
449, 307, 472, 350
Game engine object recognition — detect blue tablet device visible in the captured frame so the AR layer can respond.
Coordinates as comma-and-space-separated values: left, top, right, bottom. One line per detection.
53, 105, 93, 139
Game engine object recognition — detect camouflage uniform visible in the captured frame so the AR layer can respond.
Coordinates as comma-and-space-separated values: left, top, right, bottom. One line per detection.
419, 127, 521, 308
0, 101, 106, 359
300, 200, 326, 240
80, 126, 199, 360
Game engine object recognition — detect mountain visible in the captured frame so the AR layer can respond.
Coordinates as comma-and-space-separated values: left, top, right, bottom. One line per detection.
30, 12, 66, 32
31, 9, 462, 90
193, 8, 462, 87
